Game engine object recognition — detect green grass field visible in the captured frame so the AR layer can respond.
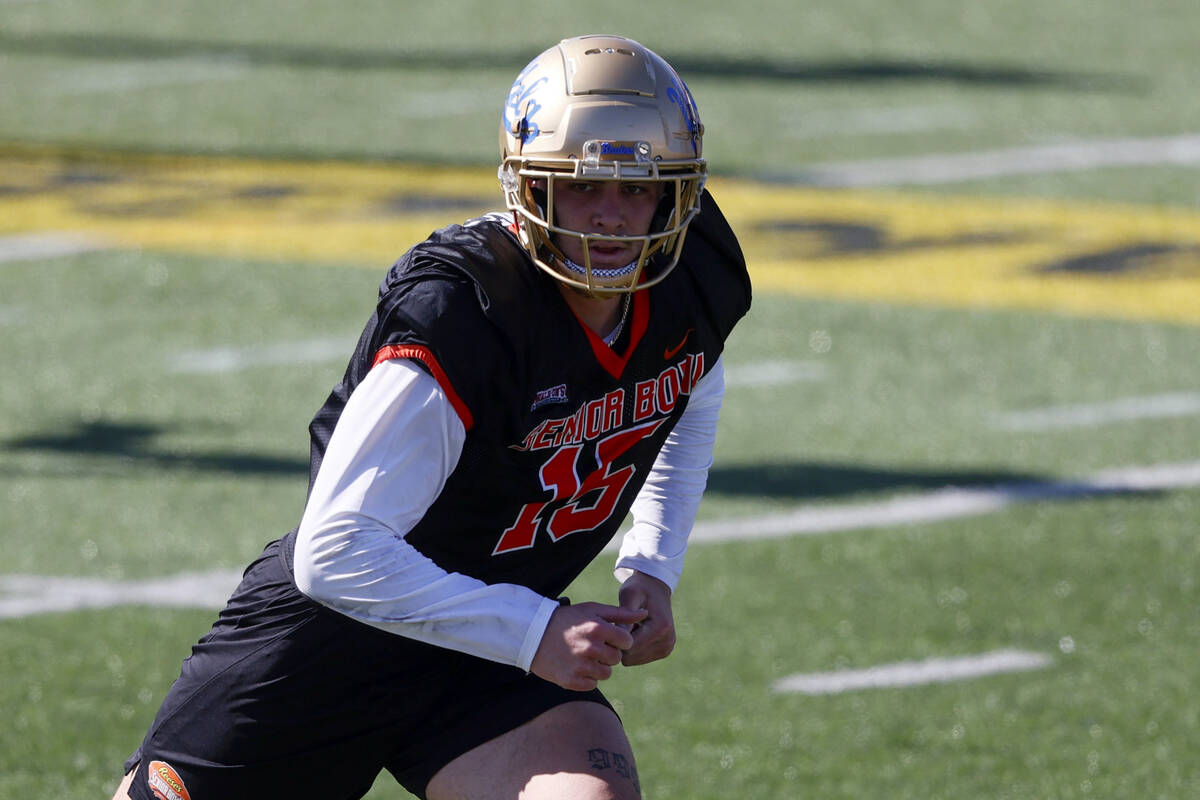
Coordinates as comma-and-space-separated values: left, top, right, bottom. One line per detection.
2, 1, 1199, 797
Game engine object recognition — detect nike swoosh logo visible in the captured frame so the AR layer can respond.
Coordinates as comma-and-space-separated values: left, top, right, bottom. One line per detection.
664, 328, 694, 360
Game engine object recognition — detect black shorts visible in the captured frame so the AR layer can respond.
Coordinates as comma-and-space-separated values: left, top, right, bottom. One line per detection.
125, 535, 611, 800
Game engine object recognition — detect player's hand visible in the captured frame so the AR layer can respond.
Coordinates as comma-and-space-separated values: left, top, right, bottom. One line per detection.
531, 602, 648, 691
617, 571, 676, 667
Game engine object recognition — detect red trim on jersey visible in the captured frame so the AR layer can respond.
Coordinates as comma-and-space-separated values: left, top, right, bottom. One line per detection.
373, 344, 475, 431
581, 290, 650, 380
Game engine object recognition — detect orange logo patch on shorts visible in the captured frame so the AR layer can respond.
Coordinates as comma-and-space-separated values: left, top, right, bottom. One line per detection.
147, 760, 192, 800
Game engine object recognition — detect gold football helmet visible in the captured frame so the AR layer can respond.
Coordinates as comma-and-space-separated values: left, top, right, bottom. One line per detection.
499, 34, 706, 294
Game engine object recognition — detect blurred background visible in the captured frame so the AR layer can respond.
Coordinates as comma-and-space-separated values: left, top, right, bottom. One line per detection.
2, 1, 1198, 797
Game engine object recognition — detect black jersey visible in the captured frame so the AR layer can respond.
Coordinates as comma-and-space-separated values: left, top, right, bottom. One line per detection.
306, 190, 750, 599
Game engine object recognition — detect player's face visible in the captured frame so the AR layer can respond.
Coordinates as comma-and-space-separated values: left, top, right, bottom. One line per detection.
549, 179, 662, 269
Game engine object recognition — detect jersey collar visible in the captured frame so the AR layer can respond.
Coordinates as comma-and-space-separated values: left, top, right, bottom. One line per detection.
579, 290, 649, 380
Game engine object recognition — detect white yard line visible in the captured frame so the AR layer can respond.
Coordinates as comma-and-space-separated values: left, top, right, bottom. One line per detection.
772, 649, 1054, 694
5, 460, 1197, 619
46, 58, 250, 96
784, 104, 976, 140
0, 232, 108, 263
398, 89, 506, 119
724, 359, 827, 387
780, 133, 1200, 186
991, 392, 1200, 431
687, 459, 1200, 543
169, 338, 357, 374
0, 571, 242, 619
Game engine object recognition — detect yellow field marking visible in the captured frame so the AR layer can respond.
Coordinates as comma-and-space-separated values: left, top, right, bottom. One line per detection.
0, 148, 493, 267
715, 180, 1200, 325
3, 147, 1199, 324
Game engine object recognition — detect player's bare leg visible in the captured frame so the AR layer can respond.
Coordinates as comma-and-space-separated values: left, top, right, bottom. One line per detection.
109, 766, 135, 800
426, 701, 641, 800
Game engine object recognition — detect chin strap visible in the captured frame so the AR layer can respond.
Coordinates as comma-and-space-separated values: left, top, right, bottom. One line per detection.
561, 255, 640, 281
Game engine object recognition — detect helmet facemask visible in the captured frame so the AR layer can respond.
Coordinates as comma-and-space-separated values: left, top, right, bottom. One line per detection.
500, 149, 705, 295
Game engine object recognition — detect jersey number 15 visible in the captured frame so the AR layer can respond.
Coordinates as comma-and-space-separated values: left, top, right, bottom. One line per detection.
492, 418, 667, 555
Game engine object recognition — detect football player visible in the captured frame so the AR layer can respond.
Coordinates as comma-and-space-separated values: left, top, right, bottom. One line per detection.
113, 34, 750, 800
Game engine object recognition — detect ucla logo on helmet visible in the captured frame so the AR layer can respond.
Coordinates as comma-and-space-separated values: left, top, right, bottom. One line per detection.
503, 61, 547, 144
665, 76, 702, 155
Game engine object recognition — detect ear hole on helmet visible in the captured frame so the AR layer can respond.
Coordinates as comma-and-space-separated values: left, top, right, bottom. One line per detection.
525, 180, 548, 218
649, 180, 682, 235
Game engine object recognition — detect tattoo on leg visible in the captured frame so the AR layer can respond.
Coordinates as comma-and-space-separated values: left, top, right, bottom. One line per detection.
588, 748, 611, 771
588, 748, 640, 792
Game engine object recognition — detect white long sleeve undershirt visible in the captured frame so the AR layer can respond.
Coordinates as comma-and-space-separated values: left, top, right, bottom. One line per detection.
293, 356, 724, 671
615, 356, 723, 589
